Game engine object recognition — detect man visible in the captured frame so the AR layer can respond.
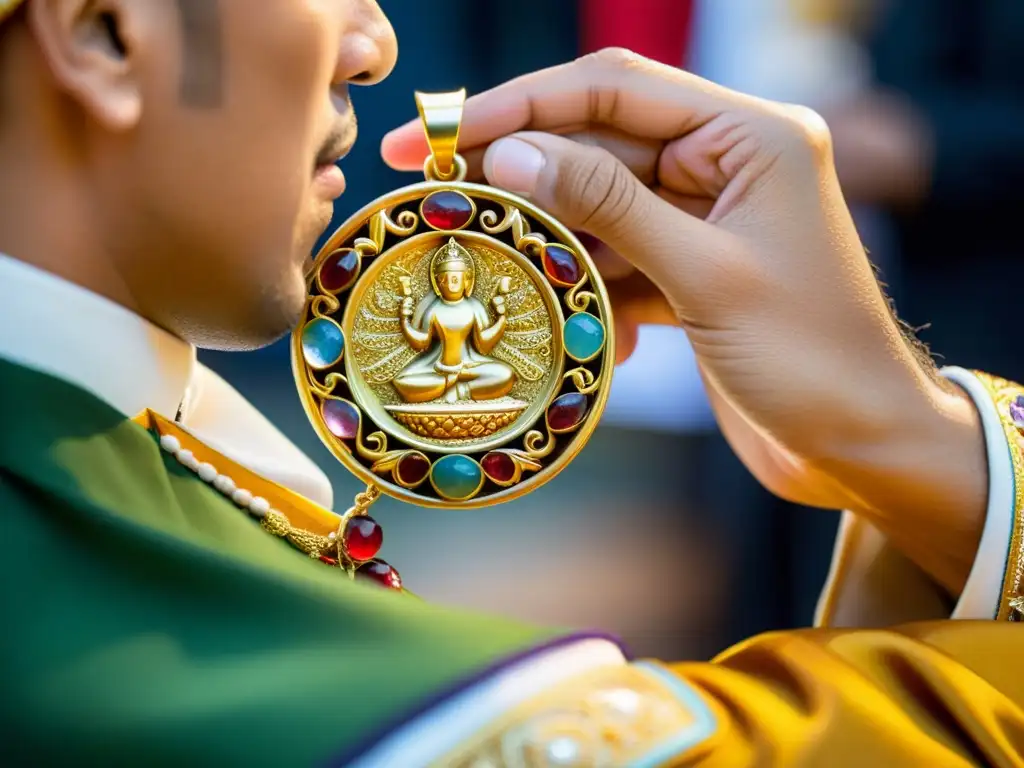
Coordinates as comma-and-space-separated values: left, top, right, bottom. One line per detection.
0, 1, 1021, 766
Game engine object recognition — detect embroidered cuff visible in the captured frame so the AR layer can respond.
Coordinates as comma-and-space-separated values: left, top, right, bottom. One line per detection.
943, 367, 1023, 620
427, 662, 715, 768
344, 636, 629, 767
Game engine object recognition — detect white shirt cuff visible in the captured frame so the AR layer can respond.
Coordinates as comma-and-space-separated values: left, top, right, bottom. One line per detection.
942, 366, 1015, 620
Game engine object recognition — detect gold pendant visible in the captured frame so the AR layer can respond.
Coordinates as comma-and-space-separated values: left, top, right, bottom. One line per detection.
293, 90, 614, 508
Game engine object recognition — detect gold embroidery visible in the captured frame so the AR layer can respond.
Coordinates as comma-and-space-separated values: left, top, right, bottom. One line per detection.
434, 663, 715, 768
969, 372, 1024, 620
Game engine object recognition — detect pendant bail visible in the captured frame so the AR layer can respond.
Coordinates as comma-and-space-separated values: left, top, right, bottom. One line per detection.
415, 89, 466, 181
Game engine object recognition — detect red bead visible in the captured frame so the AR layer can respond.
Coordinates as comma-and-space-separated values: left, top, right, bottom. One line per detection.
422, 191, 474, 230
356, 559, 403, 590
482, 452, 517, 484
547, 392, 589, 432
319, 555, 338, 566
542, 244, 582, 287
343, 515, 383, 561
396, 452, 430, 486
319, 248, 360, 292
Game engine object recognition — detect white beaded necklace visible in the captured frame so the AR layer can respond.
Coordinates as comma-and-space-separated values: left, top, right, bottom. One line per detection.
155, 432, 402, 590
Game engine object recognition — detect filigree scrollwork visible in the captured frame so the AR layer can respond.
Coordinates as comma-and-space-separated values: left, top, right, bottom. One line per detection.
353, 236, 379, 259
563, 367, 601, 395
310, 293, 341, 318
349, 209, 420, 264
355, 426, 389, 462
523, 426, 556, 460
306, 369, 348, 398
480, 204, 547, 257
370, 450, 404, 475
565, 274, 598, 313
382, 208, 419, 236
295, 173, 614, 508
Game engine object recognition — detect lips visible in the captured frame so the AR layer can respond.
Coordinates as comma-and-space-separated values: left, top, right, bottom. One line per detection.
313, 121, 356, 199
314, 163, 347, 199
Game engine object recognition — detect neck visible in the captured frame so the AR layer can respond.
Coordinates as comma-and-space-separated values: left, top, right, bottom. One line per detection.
0, 25, 142, 317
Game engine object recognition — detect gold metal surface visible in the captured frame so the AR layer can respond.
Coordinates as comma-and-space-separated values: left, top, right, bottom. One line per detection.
0, 0, 26, 24
415, 89, 466, 181
293, 90, 614, 509
344, 229, 561, 454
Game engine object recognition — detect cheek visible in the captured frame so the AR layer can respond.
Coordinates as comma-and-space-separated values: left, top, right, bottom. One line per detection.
210, 5, 336, 245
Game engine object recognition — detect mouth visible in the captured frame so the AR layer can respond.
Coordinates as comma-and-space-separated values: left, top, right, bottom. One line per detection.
313, 119, 357, 199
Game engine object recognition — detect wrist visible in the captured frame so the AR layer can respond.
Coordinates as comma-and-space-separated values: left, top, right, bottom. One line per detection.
820, 371, 986, 594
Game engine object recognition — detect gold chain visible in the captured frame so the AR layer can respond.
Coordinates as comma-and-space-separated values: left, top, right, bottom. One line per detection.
261, 484, 381, 574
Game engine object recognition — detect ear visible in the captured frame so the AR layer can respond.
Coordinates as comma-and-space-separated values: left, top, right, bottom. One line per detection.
28, 0, 143, 130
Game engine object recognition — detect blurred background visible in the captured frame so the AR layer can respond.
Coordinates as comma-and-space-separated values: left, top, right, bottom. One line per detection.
203, 0, 1024, 661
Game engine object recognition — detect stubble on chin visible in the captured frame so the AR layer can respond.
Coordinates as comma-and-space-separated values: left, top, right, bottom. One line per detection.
173, 262, 307, 351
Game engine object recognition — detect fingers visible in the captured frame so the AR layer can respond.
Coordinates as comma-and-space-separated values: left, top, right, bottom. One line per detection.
482, 131, 716, 313
459, 126, 663, 188
613, 315, 639, 365
381, 48, 741, 171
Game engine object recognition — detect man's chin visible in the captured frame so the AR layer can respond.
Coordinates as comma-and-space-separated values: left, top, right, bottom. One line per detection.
174, 281, 307, 352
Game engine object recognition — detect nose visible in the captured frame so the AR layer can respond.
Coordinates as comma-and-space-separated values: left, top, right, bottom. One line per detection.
335, 0, 398, 86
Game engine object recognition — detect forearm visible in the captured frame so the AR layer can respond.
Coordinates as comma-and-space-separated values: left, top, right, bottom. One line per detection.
817, 374, 986, 595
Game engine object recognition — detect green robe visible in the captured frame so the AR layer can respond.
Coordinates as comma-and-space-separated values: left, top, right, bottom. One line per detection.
0, 357, 564, 765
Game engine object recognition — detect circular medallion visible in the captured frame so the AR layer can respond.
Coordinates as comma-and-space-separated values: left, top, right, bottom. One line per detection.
292, 91, 614, 509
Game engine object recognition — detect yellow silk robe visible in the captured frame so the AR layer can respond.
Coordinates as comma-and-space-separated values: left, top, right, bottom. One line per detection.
399, 367, 1024, 767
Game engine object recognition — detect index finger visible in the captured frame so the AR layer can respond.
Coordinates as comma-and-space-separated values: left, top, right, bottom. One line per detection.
380, 49, 735, 171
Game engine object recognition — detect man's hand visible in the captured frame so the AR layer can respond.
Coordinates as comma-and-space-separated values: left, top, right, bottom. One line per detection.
381, 49, 985, 593
824, 90, 934, 206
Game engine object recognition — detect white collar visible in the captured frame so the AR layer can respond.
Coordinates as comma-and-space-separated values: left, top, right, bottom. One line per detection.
0, 253, 196, 418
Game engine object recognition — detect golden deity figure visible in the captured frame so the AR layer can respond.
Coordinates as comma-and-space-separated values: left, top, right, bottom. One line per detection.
392, 238, 516, 405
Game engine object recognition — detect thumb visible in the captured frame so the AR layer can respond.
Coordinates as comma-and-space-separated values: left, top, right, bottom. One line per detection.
483, 132, 713, 311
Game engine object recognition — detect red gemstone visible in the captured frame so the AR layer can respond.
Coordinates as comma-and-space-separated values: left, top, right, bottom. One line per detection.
396, 452, 430, 486
482, 452, 517, 484
343, 515, 383, 561
319, 555, 338, 566
422, 191, 474, 230
547, 392, 589, 432
319, 248, 360, 292
356, 559, 403, 590
542, 244, 582, 287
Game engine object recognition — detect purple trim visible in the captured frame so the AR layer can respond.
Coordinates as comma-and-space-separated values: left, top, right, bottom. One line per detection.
326, 630, 630, 767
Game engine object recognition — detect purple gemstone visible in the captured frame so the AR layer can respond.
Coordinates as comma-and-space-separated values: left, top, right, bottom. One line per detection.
547, 392, 589, 432
322, 399, 360, 439
1010, 401, 1024, 428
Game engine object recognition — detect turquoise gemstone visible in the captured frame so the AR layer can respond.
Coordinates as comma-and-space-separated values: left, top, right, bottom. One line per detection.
563, 312, 606, 361
302, 317, 344, 369
431, 454, 483, 501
